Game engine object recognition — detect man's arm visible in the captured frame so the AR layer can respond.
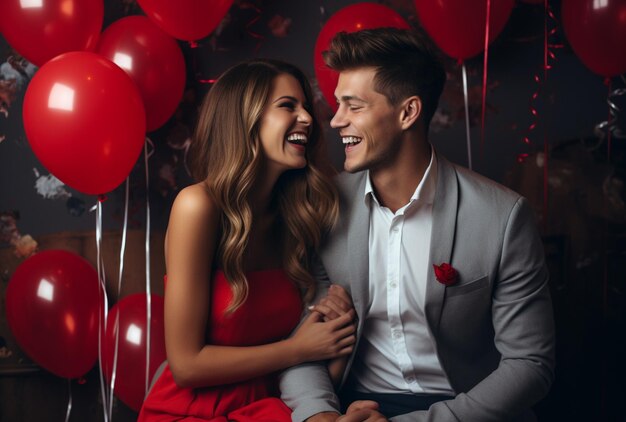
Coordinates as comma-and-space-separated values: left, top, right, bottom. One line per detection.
280, 253, 343, 422
391, 198, 556, 422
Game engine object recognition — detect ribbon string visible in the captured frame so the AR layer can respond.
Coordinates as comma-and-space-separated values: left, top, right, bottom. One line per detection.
95, 199, 111, 422
461, 62, 473, 170
108, 177, 130, 420
480, 0, 491, 155
144, 137, 155, 396
65, 379, 73, 422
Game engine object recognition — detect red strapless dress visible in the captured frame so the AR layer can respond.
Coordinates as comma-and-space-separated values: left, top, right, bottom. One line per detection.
138, 269, 302, 421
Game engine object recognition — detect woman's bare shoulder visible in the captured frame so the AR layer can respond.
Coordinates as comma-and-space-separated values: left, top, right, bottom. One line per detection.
166, 183, 220, 258
171, 183, 220, 219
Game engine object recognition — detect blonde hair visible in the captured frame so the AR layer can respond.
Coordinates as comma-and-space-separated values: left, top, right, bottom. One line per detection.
189, 59, 338, 312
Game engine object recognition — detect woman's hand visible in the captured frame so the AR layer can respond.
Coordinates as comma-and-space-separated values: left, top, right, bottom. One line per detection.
309, 284, 354, 321
309, 284, 357, 385
289, 309, 356, 363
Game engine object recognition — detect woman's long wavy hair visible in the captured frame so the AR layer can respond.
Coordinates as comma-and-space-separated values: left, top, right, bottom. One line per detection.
189, 59, 338, 313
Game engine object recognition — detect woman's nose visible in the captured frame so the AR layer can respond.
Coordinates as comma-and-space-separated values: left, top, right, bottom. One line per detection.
298, 107, 312, 125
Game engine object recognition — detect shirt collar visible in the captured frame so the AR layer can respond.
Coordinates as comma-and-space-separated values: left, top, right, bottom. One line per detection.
364, 146, 438, 208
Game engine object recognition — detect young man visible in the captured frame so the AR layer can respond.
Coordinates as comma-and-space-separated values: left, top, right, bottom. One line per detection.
280, 28, 555, 422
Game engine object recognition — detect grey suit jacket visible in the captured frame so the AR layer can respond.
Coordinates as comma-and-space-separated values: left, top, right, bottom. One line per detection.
280, 154, 555, 422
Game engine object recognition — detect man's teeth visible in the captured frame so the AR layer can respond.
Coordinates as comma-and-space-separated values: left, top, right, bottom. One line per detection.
342, 136, 362, 145
287, 133, 307, 144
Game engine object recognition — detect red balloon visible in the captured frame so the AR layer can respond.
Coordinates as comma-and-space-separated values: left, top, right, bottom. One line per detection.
23, 51, 146, 195
314, 3, 410, 109
137, 0, 233, 42
413, 0, 514, 60
0, 0, 103, 67
562, 0, 626, 78
97, 16, 186, 131
5, 250, 100, 379
101, 294, 166, 412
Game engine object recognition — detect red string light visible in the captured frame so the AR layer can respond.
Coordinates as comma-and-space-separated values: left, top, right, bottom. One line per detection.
519, 1, 561, 162
522, 74, 541, 147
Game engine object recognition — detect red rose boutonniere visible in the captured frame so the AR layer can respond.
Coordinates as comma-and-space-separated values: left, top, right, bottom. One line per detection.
433, 263, 458, 286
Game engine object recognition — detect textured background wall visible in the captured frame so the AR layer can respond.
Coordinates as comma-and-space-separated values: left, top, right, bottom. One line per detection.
0, 1, 624, 420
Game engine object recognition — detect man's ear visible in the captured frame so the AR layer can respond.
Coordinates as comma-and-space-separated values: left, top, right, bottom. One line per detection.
399, 96, 422, 130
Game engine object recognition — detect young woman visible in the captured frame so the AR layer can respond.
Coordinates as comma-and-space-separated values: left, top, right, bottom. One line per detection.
138, 59, 355, 421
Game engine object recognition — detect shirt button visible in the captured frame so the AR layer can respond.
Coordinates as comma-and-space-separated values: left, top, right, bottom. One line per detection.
393, 330, 402, 338
406, 377, 415, 383
392, 227, 400, 232
389, 282, 397, 289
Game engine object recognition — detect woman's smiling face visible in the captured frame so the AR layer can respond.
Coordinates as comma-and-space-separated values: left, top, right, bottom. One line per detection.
258, 73, 312, 174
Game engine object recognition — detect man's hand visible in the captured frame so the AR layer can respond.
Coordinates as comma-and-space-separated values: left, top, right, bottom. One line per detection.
306, 411, 341, 422
337, 401, 388, 422
309, 284, 354, 321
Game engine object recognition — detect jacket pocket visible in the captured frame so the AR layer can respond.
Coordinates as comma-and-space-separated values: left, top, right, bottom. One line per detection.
445, 275, 489, 298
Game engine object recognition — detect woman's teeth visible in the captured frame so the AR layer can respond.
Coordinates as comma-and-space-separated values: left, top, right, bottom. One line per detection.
287, 133, 307, 145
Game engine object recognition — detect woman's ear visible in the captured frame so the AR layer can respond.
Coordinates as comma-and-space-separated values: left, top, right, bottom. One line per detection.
399, 96, 422, 130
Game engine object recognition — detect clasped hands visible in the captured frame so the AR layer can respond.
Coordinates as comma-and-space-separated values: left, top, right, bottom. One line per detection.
307, 286, 389, 422
308, 284, 355, 322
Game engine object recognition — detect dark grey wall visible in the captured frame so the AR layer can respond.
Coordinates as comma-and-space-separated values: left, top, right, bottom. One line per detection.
0, 0, 618, 238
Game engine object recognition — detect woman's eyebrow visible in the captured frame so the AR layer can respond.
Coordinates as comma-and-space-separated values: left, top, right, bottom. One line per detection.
272, 95, 299, 104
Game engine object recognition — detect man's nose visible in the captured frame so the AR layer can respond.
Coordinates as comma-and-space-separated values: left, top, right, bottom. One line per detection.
330, 105, 345, 129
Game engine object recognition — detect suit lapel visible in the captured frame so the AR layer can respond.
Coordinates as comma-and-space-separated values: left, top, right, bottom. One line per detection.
425, 155, 459, 336
347, 172, 370, 312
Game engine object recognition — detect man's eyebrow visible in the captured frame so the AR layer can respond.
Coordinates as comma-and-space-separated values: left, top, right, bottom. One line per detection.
336, 95, 366, 103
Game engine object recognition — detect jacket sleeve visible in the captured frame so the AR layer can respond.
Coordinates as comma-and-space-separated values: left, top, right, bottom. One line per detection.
279, 253, 342, 421
392, 198, 556, 422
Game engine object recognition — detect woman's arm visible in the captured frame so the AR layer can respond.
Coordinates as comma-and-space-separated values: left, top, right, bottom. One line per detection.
309, 285, 356, 386
164, 185, 355, 389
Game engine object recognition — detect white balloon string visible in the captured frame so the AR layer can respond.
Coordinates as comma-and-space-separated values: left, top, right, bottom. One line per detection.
64, 379, 73, 422
144, 137, 154, 396
108, 312, 119, 421
108, 177, 130, 420
480, 0, 491, 154
96, 199, 110, 422
461, 62, 473, 170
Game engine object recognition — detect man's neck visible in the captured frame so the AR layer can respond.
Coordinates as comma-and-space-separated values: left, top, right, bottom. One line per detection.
370, 136, 431, 214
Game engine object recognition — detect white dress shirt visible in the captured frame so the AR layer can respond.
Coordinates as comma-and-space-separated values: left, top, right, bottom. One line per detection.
351, 149, 454, 395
